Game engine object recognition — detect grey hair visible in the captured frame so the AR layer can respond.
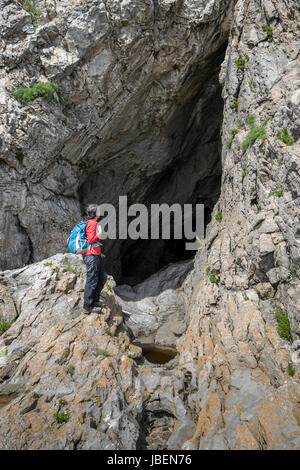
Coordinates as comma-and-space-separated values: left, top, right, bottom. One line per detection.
86, 204, 98, 218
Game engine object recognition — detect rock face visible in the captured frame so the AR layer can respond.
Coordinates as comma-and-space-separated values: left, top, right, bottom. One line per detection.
0, 0, 299, 451
0, 0, 230, 277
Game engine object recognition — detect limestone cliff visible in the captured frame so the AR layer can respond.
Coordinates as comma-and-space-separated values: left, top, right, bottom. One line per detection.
0, 0, 299, 450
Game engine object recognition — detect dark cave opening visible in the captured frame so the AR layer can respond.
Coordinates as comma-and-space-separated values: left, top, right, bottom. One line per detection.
79, 43, 226, 286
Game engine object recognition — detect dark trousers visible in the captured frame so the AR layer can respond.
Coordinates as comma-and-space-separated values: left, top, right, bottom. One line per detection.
83, 255, 107, 308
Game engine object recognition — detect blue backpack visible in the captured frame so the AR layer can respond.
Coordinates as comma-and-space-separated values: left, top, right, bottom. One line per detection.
67, 221, 90, 254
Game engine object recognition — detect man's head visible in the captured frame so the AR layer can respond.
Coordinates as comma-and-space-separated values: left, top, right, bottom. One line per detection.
86, 204, 100, 220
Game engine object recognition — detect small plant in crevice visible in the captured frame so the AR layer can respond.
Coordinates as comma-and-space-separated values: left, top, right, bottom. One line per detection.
13, 81, 58, 105
241, 115, 267, 153
54, 411, 70, 424
206, 267, 211, 276
0, 320, 14, 336
288, 364, 295, 377
67, 365, 75, 376
0, 348, 8, 357
44, 261, 52, 267
274, 305, 291, 340
94, 349, 110, 358
277, 127, 294, 146
236, 58, 245, 70
242, 170, 247, 178
269, 189, 284, 198
215, 211, 223, 223
290, 269, 298, 281
59, 399, 68, 407
231, 97, 238, 109
53, 266, 60, 279
16, 151, 24, 165
23, 0, 42, 23
106, 284, 113, 292
209, 274, 219, 285
249, 81, 254, 92
242, 292, 249, 301
262, 25, 273, 42
105, 328, 112, 337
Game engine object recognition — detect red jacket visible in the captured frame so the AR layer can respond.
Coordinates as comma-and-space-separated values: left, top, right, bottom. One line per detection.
83, 219, 101, 256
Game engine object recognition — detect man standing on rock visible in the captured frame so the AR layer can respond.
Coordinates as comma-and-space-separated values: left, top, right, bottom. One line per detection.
83, 204, 107, 314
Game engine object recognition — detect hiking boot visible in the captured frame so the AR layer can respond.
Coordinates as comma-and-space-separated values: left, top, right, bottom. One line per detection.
83, 306, 92, 314
92, 301, 104, 308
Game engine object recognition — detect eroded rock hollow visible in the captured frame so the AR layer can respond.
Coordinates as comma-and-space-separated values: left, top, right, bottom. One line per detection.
0, 0, 299, 451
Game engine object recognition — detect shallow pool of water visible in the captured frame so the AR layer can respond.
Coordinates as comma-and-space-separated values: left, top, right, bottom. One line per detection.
142, 343, 178, 364
0, 394, 18, 410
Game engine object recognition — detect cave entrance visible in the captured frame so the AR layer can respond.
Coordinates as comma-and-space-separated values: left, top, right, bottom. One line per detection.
79, 44, 226, 286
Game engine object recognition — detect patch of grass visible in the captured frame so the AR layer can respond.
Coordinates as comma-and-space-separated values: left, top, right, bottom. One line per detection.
24, 389, 31, 394
274, 306, 290, 340
262, 25, 273, 42
209, 274, 219, 285
0, 320, 14, 336
44, 261, 53, 267
269, 189, 284, 198
53, 266, 60, 279
245, 54, 250, 61
105, 328, 112, 337
16, 151, 24, 165
242, 292, 249, 301
291, 269, 297, 280
236, 58, 245, 70
94, 350, 110, 357
67, 365, 75, 376
13, 81, 58, 105
226, 138, 233, 148
215, 211, 222, 223
277, 127, 294, 146
63, 259, 73, 272
241, 115, 267, 152
23, 0, 42, 22
231, 129, 239, 137
59, 399, 68, 406
231, 97, 238, 109
288, 364, 295, 377
54, 412, 70, 424
0, 348, 8, 357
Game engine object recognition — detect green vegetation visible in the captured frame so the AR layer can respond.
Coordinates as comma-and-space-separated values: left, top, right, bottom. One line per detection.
269, 189, 284, 198
291, 269, 297, 280
127, 354, 133, 359
249, 81, 254, 92
277, 127, 294, 146
209, 274, 219, 285
0, 320, 14, 336
241, 115, 267, 152
215, 211, 223, 223
44, 261, 53, 267
94, 350, 110, 357
54, 412, 70, 424
59, 399, 68, 406
242, 292, 249, 301
226, 138, 233, 148
237, 120, 244, 129
231, 97, 238, 109
288, 364, 295, 377
263, 117, 272, 126
236, 58, 246, 71
53, 266, 60, 279
13, 81, 58, 105
16, 151, 24, 165
24, 389, 31, 394
242, 170, 247, 178
23, 0, 42, 22
206, 267, 211, 276
106, 284, 113, 292
67, 365, 75, 376
274, 306, 290, 340
63, 259, 73, 272
105, 328, 112, 337
231, 129, 239, 137
0, 348, 8, 357
18, 354, 25, 360
262, 25, 273, 42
